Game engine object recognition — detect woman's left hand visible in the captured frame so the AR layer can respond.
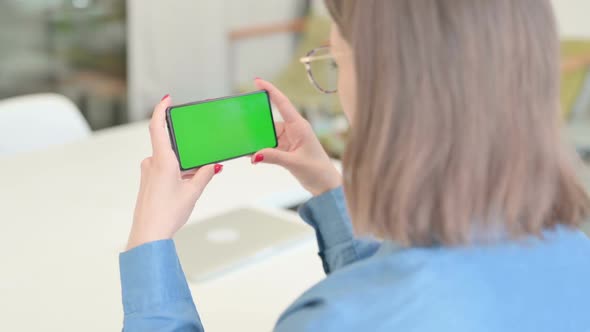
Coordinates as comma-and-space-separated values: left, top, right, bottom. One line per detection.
127, 95, 222, 250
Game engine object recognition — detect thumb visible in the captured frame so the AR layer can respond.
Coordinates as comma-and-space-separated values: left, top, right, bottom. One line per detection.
251, 148, 292, 167
187, 164, 217, 194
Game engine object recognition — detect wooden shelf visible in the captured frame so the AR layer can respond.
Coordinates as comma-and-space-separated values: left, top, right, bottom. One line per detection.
228, 18, 306, 41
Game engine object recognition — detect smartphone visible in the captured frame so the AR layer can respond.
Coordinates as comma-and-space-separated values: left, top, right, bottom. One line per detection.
166, 90, 277, 171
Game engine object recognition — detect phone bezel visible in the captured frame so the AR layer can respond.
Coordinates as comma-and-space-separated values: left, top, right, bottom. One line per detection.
165, 90, 278, 171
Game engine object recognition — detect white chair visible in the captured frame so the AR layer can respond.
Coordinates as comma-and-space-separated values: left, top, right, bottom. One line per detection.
0, 93, 91, 157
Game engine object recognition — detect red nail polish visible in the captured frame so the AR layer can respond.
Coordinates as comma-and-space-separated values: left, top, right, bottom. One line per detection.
253, 154, 264, 163
161, 94, 170, 101
214, 164, 223, 174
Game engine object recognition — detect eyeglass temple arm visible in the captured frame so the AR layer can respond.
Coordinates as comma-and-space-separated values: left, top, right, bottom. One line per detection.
300, 53, 337, 64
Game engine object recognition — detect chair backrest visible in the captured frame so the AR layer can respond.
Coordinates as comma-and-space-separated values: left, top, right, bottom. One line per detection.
0, 93, 91, 157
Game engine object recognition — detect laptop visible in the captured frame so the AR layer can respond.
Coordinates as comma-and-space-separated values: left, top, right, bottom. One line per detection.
174, 207, 313, 283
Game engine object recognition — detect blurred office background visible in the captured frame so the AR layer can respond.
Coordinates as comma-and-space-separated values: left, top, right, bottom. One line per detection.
0, 0, 589, 160
1, 2, 589, 330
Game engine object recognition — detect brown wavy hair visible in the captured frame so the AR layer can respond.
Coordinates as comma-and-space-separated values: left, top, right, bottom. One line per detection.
325, 0, 590, 246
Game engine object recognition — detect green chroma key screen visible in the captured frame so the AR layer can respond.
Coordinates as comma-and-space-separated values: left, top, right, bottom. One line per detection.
167, 91, 277, 170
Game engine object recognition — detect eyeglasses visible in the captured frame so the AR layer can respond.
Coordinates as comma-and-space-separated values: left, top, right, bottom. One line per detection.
299, 46, 339, 94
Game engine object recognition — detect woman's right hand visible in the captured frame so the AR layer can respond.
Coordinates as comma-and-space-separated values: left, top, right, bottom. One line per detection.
251, 78, 342, 196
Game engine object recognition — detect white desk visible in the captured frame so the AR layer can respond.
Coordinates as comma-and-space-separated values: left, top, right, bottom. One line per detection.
3, 122, 589, 331
0, 122, 326, 331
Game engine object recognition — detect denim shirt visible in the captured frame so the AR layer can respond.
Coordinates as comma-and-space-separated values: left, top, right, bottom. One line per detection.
120, 187, 590, 331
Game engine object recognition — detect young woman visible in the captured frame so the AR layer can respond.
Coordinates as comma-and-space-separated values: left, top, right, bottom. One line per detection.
120, 1, 590, 331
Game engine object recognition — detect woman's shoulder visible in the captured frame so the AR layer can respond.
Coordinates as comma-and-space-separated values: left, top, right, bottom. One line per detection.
275, 244, 449, 330
275, 228, 590, 331
289, 226, 590, 297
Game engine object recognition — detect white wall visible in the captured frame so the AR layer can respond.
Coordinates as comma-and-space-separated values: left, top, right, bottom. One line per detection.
553, 0, 590, 37
225, 0, 302, 85
127, 0, 227, 121
127, 0, 300, 121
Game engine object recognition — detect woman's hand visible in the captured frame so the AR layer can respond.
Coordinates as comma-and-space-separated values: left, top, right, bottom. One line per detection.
127, 95, 222, 250
251, 78, 342, 196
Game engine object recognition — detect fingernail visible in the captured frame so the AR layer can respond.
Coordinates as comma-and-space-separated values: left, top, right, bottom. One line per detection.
254, 77, 261, 81
161, 94, 170, 101
214, 164, 223, 174
253, 154, 264, 164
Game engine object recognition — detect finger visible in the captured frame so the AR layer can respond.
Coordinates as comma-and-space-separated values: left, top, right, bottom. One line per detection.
135, 157, 151, 213
181, 168, 198, 178
181, 167, 199, 180
254, 78, 301, 123
188, 164, 218, 192
277, 138, 290, 151
140, 157, 152, 175
251, 148, 291, 167
149, 95, 173, 156
181, 172, 197, 180
274, 122, 286, 138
